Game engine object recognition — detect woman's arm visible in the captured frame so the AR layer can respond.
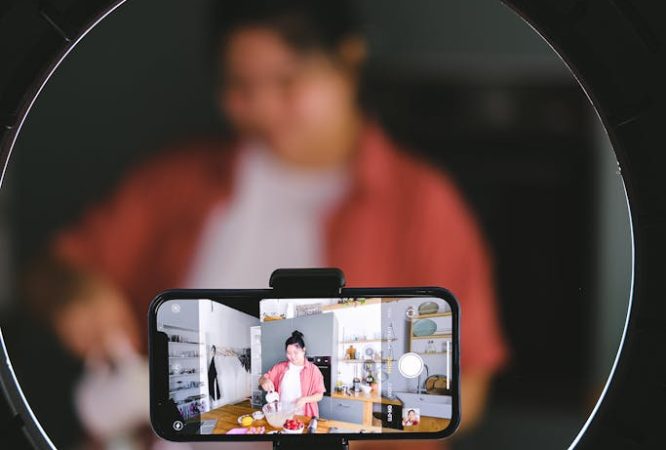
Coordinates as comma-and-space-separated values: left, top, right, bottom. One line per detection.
258, 374, 275, 392
297, 365, 326, 407
295, 392, 323, 408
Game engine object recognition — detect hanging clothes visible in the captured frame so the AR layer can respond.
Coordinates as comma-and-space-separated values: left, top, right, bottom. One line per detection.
208, 355, 221, 401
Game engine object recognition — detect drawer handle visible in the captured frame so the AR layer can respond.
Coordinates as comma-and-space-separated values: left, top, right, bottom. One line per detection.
336, 403, 352, 408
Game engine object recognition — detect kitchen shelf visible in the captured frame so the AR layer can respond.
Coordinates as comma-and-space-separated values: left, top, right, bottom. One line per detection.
415, 352, 448, 355
409, 311, 454, 356
413, 312, 452, 319
174, 397, 204, 407
339, 359, 391, 364
322, 297, 403, 311
411, 334, 452, 340
322, 298, 382, 311
161, 324, 200, 332
170, 372, 200, 378
339, 338, 396, 344
168, 341, 204, 346
169, 356, 201, 359
170, 386, 204, 393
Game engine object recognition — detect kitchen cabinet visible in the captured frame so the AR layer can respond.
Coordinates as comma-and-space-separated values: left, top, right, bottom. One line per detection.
261, 313, 337, 374
328, 397, 364, 424
292, 313, 337, 355
318, 395, 332, 419
261, 318, 294, 373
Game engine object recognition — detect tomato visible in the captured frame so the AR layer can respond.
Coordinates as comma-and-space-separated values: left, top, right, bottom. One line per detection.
283, 418, 303, 430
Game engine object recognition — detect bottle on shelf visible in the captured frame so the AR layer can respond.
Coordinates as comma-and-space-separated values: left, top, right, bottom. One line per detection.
386, 321, 395, 341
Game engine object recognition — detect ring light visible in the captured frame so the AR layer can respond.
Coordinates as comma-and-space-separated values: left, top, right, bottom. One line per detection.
1, 1, 664, 448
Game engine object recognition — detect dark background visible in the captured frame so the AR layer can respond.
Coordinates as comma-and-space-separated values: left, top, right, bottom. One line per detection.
0, 0, 632, 449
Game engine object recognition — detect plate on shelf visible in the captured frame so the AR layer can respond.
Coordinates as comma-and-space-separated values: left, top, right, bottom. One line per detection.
412, 319, 437, 336
433, 331, 452, 336
364, 346, 375, 358
418, 301, 439, 315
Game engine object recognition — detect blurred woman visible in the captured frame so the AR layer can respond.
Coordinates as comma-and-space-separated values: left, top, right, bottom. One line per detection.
27, 0, 508, 448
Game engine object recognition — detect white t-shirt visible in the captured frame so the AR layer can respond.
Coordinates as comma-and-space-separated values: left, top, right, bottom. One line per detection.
184, 141, 350, 288
279, 363, 305, 415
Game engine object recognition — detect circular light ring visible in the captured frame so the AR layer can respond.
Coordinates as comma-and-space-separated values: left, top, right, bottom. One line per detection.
0, 1, 665, 448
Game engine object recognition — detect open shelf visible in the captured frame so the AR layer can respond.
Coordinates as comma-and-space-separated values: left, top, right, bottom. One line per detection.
322, 297, 383, 311
339, 338, 396, 344
413, 312, 452, 319
322, 297, 404, 311
170, 385, 204, 393
338, 359, 391, 364
411, 334, 452, 340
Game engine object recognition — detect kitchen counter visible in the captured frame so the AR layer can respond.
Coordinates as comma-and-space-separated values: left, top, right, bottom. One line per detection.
330, 392, 450, 431
330, 391, 401, 427
331, 391, 402, 406
401, 416, 451, 433
199, 400, 386, 435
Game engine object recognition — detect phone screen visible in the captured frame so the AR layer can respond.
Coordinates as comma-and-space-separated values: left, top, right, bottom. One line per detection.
150, 290, 458, 440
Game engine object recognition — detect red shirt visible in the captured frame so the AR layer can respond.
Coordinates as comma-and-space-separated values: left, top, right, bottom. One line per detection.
263, 360, 326, 417
53, 122, 508, 373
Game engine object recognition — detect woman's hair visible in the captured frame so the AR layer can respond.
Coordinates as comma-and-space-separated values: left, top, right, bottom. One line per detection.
408, 409, 416, 415
285, 330, 306, 350
209, 0, 361, 62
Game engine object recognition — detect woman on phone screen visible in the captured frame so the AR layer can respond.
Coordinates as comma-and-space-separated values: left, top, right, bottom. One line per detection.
258, 331, 325, 417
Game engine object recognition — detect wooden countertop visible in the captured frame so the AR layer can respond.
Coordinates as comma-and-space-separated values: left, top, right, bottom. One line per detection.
198, 399, 450, 434
199, 400, 385, 435
331, 391, 402, 406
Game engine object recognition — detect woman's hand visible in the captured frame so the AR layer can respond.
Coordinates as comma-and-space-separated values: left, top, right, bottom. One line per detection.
295, 397, 308, 409
259, 376, 275, 392
52, 273, 140, 361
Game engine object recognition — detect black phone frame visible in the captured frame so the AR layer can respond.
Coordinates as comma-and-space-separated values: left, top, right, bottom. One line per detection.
148, 273, 460, 447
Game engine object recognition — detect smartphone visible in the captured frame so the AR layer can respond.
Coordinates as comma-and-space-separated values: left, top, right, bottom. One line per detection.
149, 286, 459, 443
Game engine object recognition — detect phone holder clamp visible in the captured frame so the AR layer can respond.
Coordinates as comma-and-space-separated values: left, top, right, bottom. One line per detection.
269, 268, 346, 297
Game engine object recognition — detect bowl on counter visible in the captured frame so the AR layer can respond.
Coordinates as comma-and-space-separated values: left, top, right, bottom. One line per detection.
282, 418, 305, 434
262, 401, 295, 428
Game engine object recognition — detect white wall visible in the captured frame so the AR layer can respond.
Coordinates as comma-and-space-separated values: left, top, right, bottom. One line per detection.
331, 303, 382, 385
380, 297, 452, 393
199, 300, 260, 409
156, 298, 201, 330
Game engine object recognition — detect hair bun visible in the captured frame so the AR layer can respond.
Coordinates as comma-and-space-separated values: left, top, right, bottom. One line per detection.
285, 330, 306, 350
